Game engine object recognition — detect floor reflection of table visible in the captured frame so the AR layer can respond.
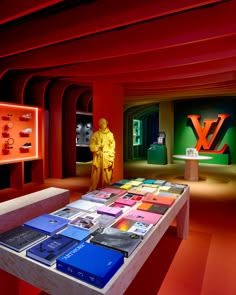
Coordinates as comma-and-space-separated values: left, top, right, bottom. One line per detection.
173, 155, 212, 181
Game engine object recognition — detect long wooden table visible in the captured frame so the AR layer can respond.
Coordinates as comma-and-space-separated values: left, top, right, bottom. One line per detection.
0, 185, 189, 295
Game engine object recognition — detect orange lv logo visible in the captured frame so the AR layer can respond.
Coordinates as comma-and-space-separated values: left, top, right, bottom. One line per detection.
187, 114, 230, 154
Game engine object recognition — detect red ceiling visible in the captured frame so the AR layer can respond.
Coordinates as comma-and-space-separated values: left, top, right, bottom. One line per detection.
0, 0, 235, 106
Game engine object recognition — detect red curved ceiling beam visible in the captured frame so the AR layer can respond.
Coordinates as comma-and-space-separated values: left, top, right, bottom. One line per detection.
57, 56, 236, 84
125, 80, 236, 96
0, 0, 63, 25
1, 0, 235, 70
33, 35, 236, 78
0, 0, 223, 58
125, 72, 236, 91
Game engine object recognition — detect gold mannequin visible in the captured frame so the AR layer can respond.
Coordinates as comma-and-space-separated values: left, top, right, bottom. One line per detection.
89, 118, 115, 191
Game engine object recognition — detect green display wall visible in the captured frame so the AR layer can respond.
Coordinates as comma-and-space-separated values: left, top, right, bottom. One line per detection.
174, 97, 236, 164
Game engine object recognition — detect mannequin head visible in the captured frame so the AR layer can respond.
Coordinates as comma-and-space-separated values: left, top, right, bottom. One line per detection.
98, 118, 108, 130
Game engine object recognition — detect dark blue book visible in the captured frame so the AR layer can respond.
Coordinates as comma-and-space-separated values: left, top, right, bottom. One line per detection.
56, 241, 124, 288
26, 234, 78, 266
24, 214, 69, 235
0, 225, 47, 252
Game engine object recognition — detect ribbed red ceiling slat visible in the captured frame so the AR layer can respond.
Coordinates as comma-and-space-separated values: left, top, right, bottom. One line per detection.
125, 72, 236, 91
0, 0, 222, 57
0, 0, 63, 25
1, 0, 235, 72
55, 56, 236, 83
32, 35, 236, 78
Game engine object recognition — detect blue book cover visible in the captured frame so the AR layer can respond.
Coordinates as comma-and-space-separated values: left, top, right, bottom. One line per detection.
24, 214, 69, 235
143, 179, 155, 184
26, 234, 78, 266
56, 241, 124, 288
59, 226, 90, 241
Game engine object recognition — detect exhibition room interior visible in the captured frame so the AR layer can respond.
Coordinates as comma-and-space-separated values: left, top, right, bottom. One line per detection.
0, 1, 236, 295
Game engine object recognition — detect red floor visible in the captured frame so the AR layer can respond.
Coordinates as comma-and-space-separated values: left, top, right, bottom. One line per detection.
1, 161, 236, 295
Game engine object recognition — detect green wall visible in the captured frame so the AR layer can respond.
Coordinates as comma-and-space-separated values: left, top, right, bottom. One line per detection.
174, 97, 236, 164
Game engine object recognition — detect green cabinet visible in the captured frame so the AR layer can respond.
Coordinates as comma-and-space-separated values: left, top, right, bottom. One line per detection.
147, 144, 167, 165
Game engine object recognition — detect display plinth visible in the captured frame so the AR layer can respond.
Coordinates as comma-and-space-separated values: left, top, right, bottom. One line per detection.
0, 184, 189, 295
173, 155, 212, 181
147, 144, 167, 165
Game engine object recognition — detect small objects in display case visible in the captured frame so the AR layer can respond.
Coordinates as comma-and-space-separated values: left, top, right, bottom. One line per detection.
19, 113, 32, 121
20, 128, 32, 137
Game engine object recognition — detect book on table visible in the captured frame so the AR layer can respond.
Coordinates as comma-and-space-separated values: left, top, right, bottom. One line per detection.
121, 192, 144, 201
0, 225, 47, 252
90, 227, 142, 257
66, 199, 103, 213
56, 241, 124, 288
109, 202, 130, 214
143, 193, 176, 207
111, 218, 153, 238
59, 226, 91, 241
127, 189, 147, 196
69, 213, 100, 233
50, 206, 84, 220
114, 196, 136, 207
81, 190, 119, 205
97, 214, 117, 227
123, 209, 162, 225
97, 205, 123, 218
100, 187, 127, 197
26, 234, 78, 266
24, 214, 69, 235
137, 202, 169, 215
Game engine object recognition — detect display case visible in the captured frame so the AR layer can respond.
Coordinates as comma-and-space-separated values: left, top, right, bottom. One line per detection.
0, 103, 40, 163
76, 112, 93, 146
0, 102, 43, 190
133, 119, 142, 146
76, 112, 93, 162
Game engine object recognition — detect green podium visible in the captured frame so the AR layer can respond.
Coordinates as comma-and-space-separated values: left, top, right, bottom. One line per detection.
147, 144, 167, 165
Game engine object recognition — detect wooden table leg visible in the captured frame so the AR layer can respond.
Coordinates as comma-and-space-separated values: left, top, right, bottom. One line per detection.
184, 159, 199, 181
176, 192, 189, 239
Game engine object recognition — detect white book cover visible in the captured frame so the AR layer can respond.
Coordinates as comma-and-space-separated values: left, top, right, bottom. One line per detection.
66, 199, 103, 213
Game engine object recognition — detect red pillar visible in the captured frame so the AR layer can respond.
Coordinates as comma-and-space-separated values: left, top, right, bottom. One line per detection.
93, 81, 124, 182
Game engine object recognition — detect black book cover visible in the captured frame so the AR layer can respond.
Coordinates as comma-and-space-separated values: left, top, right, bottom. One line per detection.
90, 227, 142, 257
0, 225, 47, 252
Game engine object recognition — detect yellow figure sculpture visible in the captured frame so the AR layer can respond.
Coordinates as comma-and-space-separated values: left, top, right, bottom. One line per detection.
89, 118, 115, 191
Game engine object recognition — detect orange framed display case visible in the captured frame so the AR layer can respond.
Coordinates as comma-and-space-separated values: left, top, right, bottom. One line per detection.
0, 102, 43, 190
0, 102, 42, 163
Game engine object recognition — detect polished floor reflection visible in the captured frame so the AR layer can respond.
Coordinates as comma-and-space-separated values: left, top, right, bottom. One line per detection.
1, 160, 236, 295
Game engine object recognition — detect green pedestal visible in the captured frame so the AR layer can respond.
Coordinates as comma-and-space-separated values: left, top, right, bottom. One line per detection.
147, 144, 167, 165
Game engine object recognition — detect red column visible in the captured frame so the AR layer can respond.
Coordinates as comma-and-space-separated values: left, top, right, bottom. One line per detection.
93, 81, 124, 182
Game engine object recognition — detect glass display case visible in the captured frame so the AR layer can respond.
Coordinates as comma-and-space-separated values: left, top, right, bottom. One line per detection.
133, 119, 142, 146
76, 112, 93, 146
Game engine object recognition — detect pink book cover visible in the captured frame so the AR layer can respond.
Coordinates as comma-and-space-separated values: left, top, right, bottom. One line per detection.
143, 194, 175, 207
101, 187, 127, 196
115, 197, 136, 207
97, 205, 123, 217
124, 209, 162, 225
